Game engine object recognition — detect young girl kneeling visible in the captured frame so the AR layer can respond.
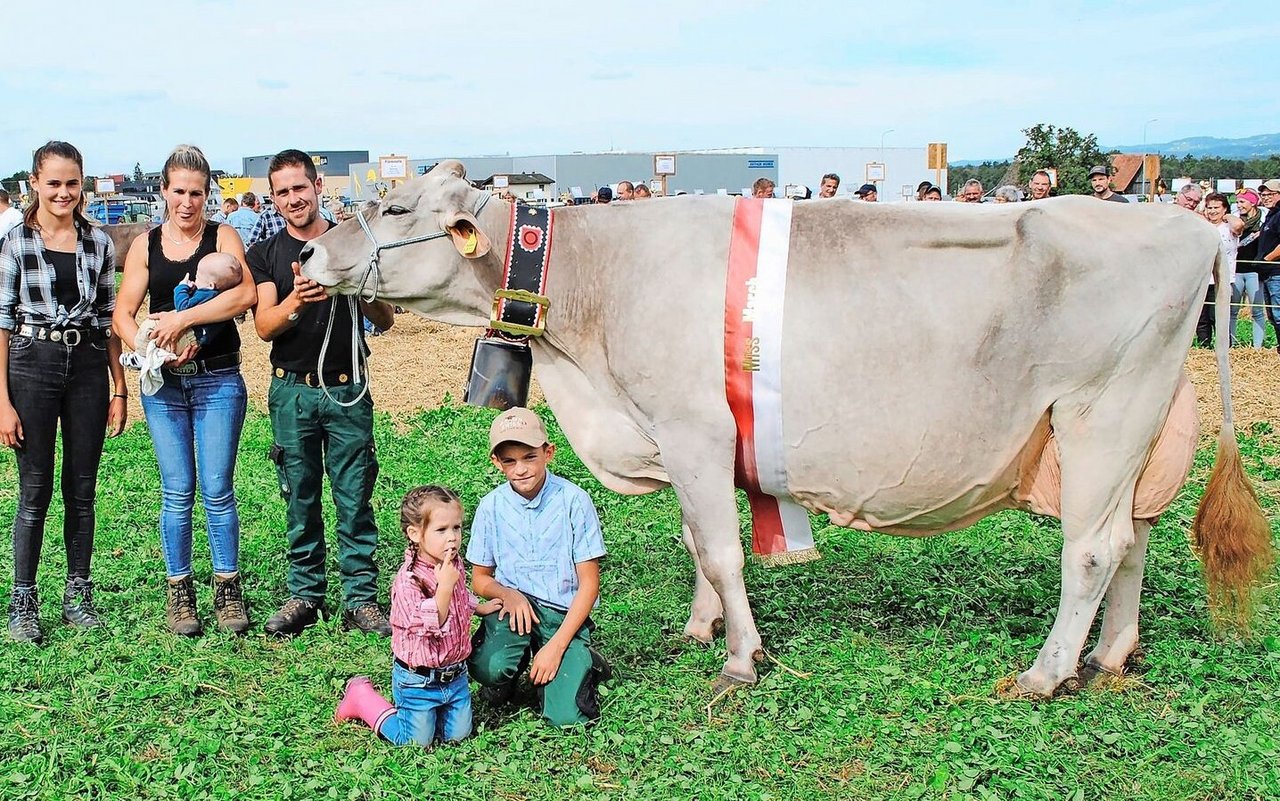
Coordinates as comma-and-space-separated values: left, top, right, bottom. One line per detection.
335, 486, 500, 745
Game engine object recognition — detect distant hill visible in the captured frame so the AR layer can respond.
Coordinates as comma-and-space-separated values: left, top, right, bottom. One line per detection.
953, 133, 1280, 166
1105, 133, 1280, 159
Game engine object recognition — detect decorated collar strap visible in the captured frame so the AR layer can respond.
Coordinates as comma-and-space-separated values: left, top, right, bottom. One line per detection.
491, 202, 553, 337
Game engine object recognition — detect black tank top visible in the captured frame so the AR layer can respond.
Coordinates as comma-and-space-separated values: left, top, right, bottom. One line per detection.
147, 222, 240, 359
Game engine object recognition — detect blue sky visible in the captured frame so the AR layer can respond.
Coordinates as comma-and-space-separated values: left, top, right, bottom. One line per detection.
2, 0, 1271, 176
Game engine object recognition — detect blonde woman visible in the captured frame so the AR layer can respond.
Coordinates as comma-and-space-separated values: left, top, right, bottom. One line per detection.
113, 145, 256, 637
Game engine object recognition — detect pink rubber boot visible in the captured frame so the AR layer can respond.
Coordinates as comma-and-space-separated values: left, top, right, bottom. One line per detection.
334, 676, 395, 734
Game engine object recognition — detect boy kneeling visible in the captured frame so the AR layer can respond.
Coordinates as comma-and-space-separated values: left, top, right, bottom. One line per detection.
467, 408, 610, 726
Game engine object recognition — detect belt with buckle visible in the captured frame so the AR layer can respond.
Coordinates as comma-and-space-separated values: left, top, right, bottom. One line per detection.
273, 367, 356, 388
164, 351, 242, 376
16, 324, 101, 347
394, 658, 467, 684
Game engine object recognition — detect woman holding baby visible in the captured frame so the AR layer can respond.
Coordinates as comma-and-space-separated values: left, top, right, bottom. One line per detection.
114, 144, 257, 637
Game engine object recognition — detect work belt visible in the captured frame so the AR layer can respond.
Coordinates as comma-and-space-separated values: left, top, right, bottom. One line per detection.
16, 324, 106, 347
164, 351, 242, 376
394, 658, 468, 685
273, 367, 356, 388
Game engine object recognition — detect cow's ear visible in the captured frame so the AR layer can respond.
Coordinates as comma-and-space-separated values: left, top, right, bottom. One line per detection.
436, 159, 466, 180
446, 213, 491, 260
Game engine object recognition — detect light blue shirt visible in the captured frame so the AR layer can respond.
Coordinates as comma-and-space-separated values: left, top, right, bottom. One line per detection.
466, 471, 606, 611
226, 208, 259, 244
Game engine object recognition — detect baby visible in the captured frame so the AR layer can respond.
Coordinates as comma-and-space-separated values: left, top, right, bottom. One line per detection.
122, 252, 242, 394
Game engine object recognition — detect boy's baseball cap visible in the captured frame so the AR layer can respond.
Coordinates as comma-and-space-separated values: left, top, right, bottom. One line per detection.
489, 407, 549, 452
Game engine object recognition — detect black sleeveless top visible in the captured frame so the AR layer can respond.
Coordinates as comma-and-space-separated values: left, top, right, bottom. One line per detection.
147, 222, 240, 359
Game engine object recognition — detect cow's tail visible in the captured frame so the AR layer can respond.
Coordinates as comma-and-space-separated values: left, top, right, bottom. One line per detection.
1192, 244, 1274, 629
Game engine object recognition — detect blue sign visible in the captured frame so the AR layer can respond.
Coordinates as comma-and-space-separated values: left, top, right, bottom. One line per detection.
747, 159, 776, 169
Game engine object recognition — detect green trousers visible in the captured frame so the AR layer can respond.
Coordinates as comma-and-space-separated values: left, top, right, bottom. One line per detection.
267, 374, 380, 608
469, 597, 600, 727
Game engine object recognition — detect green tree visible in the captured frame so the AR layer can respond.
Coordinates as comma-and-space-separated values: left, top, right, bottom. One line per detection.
1016, 123, 1110, 196
2, 170, 30, 194
947, 160, 1012, 195
133, 162, 144, 181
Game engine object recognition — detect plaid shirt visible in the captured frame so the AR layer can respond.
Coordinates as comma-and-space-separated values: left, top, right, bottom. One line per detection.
246, 205, 336, 247
0, 222, 116, 332
390, 549, 479, 669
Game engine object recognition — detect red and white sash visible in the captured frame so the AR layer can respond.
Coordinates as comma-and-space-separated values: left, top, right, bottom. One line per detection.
723, 198, 820, 566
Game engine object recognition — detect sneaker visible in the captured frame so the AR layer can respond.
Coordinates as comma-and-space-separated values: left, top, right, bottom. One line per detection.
264, 597, 323, 637
8, 585, 43, 644
165, 576, 203, 637
342, 603, 391, 636
212, 573, 250, 635
62, 577, 102, 628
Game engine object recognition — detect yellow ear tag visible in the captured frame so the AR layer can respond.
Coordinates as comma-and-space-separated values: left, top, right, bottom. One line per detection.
464, 231, 478, 255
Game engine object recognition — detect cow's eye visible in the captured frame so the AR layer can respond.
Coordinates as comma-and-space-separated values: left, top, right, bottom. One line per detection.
383, 205, 411, 216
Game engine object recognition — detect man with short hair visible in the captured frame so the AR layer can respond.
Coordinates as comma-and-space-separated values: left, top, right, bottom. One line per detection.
752, 178, 775, 199
633, 183, 651, 199
1172, 184, 1203, 212
854, 183, 878, 202
0, 190, 21, 239
227, 193, 261, 244
616, 181, 634, 201
958, 179, 984, 202
1088, 166, 1129, 203
1027, 170, 1052, 201
819, 174, 840, 198
1254, 179, 1280, 349
247, 149, 397, 637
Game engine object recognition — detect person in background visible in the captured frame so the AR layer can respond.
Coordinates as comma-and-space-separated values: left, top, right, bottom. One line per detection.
993, 186, 1021, 203
0, 190, 23, 240
595, 187, 613, 205
615, 181, 634, 201
226, 192, 260, 245
923, 186, 943, 201
957, 179, 984, 203
914, 180, 932, 201
819, 174, 841, 199
1253, 179, 1280, 350
1027, 170, 1052, 201
633, 183, 652, 199
1087, 166, 1129, 203
1, 141, 128, 644
1172, 183, 1203, 212
1195, 192, 1243, 347
751, 179, 775, 199
855, 184, 878, 202
1230, 188, 1266, 348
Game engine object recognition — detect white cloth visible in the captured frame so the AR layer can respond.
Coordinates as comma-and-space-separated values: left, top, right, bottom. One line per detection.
120, 341, 178, 396
1212, 220, 1238, 286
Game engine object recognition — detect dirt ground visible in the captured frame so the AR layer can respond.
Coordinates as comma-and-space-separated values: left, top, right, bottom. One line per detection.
120, 312, 1278, 441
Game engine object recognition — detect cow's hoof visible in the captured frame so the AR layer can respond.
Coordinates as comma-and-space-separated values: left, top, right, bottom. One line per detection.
682, 616, 723, 645
994, 674, 1051, 701
710, 671, 753, 699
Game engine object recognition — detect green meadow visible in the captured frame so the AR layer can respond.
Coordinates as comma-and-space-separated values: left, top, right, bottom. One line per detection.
1, 404, 1277, 800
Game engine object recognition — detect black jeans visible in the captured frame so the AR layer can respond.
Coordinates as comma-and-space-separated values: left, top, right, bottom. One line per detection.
7, 333, 109, 586
1195, 284, 1218, 348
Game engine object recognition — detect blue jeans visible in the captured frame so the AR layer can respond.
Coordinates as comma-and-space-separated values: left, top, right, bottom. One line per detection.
379, 662, 473, 746
1261, 274, 1280, 344
140, 367, 247, 578
1231, 273, 1267, 348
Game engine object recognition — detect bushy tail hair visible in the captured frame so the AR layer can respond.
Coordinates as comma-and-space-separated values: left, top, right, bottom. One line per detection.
1193, 245, 1275, 630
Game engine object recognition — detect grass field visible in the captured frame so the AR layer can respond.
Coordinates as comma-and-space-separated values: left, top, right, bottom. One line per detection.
1, 403, 1278, 800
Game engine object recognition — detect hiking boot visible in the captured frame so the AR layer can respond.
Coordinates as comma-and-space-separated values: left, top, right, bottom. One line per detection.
478, 680, 517, 707
62, 577, 102, 628
588, 646, 613, 683
342, 603, 391, 636
264, 597, 323, 637
212, 573, 250, 635
8, 585, 43, 644
165, 576, 203, 637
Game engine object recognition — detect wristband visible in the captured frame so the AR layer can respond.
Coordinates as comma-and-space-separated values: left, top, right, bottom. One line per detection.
112, 393, 127, 400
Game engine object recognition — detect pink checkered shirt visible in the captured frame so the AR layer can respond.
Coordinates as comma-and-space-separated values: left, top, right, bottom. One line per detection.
389, 549, 479, 669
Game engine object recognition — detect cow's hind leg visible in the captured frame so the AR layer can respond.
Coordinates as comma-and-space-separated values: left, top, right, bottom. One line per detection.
1081, 518, 1152, 679
658, 422, 763, 684
1015, 397, 1157, 698
681, 520, 725, 643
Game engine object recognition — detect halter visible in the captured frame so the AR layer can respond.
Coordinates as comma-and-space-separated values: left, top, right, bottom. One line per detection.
315, 191, 493, 407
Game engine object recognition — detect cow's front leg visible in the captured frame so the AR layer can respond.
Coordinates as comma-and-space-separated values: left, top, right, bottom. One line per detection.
681, 520, 724, 643
659, 423, 762, 684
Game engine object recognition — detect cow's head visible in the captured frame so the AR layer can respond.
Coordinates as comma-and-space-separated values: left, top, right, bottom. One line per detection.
301, 160, 500, 325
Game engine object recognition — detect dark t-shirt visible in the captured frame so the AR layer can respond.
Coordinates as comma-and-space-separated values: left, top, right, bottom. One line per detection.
246, 222, 367, 373
1256, 209, 1280, 280
146, 223, 240, 359
1099, 193, 1129, 203
44, 250, 81, 313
